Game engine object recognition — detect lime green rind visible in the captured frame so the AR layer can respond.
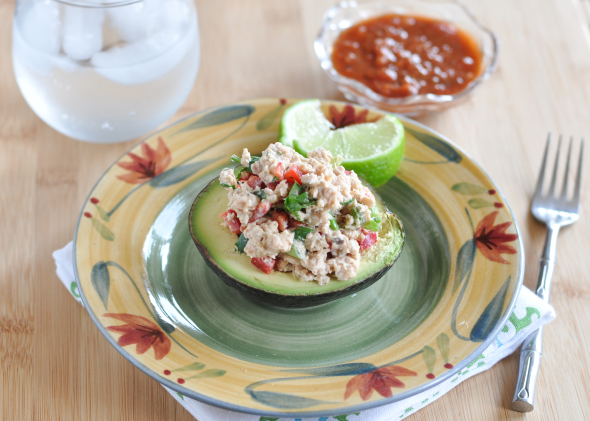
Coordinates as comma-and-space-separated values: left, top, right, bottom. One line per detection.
341, 141, 405, 187
334, 117, 405, 186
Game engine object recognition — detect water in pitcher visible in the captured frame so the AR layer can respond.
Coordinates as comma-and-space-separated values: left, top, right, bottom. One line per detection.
12, 0, 200, 143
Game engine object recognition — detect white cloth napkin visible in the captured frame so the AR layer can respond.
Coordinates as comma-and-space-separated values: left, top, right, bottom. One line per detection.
54, 242, 555, 421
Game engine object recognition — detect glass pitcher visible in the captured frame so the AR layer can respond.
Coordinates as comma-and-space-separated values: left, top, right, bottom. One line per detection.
12, 0, 200, 143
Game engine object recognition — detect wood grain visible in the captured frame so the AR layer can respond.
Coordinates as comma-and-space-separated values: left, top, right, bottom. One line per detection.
1, 0, 589, 419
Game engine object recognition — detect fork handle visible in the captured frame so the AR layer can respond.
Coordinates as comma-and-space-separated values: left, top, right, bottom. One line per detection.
511, 226, 559, 412
535, 226, 559, 302
511, 327, 544, 412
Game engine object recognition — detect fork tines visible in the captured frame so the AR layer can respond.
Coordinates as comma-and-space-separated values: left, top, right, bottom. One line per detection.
535, 134, 584, 205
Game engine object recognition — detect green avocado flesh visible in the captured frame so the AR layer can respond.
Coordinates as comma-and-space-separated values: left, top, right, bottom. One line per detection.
189, 178, 405, 303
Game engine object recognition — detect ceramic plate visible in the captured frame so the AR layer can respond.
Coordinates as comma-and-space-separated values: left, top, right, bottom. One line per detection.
74, 98, 524, 417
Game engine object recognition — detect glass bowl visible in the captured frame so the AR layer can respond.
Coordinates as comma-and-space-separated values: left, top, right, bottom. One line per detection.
314, 0, 498, 116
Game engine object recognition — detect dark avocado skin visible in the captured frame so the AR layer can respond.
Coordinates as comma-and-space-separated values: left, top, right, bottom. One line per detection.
188, 177, 405, 308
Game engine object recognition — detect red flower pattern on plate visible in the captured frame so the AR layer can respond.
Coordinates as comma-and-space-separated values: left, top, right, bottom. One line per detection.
116, 137, 171, 184
328, 104, 378, 129
344, 366, 417, 401
104, 313, 171, 360
474, 210, 518, 264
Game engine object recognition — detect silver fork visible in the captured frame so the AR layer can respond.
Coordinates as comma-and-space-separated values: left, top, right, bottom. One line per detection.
511, 134, 584, 412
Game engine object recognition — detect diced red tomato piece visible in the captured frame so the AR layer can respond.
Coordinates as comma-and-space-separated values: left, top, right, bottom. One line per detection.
229, 220, 242, 234
272, 162, 285, 179
359, 229, 378, 251
272, 210, 289, 232
220, 210, 241, 234
239, 171, 251, 181
344, 170, 352, 175
266, 181, 279, 190
249, 201, 272, 223
288, 217, 304, 229
251, 257, 275, 274
247, 175, 265, 189
284, 164, 302, 185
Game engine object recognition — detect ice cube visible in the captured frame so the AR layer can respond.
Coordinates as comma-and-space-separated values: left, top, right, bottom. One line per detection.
13, 12, 79, 76
107, 0, 190, 43
18, 0, 61, 54
91, 23, 196, 84
13, 30, 80, 75
63, 6, 105, 61
106, 0, 150, 43
148, 0, 190, 30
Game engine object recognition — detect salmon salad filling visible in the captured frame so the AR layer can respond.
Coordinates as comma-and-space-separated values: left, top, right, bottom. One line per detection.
219, 143, 383, 285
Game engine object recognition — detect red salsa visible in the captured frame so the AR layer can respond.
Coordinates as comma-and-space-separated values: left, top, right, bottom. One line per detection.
332, 14, 482, 98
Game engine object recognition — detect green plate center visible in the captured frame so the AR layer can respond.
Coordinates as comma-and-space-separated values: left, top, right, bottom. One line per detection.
144, 169, 449, 367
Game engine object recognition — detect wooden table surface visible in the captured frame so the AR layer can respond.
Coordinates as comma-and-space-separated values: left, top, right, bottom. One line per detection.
2, 0, 590, 419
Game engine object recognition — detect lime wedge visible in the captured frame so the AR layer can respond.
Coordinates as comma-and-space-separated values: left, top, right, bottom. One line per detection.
278, 99, 333, 149
279, 100, 405, 186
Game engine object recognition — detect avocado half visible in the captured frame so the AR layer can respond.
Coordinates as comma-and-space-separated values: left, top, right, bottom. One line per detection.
188, 178, 405, 308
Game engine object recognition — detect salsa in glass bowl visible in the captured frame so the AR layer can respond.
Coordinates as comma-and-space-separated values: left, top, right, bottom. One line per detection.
315, 0, 498, 116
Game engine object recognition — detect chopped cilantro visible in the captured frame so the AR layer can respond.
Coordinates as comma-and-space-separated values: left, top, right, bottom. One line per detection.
220, 183, 235, 190
362, 220, 380, 232
235, 233, 248, 253
252, 190, 267, 200
289, 182, 303, 197
350, 205, 365, 224
293, 226, 314, 241
286, 240, 306, 259
234, 166, 248, 179
231, 154, 260, 173
284, 183, 316, 220
329, 218, 339, 230
248, 156, 260, 172
329, 211, 339, 230
362, 206, 382, 232
341, 198, 355, 206
370, 206, 382, 223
